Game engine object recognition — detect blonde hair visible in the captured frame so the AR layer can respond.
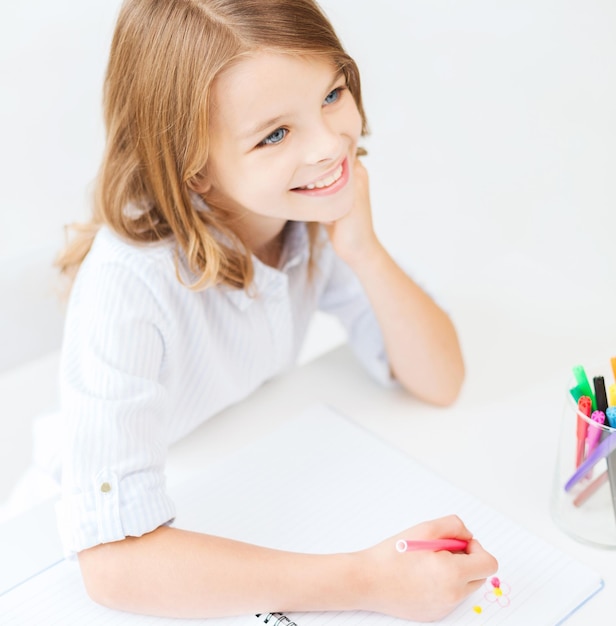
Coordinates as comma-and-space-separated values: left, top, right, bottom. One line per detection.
57, 0, 368, 290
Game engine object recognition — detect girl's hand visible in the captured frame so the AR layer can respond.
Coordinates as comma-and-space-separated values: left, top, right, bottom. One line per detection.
325, 157, 380, 267
355, 515, 498, 622
323, 155, 465, 406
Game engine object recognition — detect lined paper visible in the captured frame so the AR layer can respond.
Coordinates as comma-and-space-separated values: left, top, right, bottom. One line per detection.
0, 404, 603, 625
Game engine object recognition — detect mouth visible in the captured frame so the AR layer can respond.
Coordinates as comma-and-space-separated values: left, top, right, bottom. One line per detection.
291, 158, 349, 196
295, 164, 343, 190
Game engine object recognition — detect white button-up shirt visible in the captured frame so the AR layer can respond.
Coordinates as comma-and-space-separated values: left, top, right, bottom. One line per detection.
55, 222, 392, 555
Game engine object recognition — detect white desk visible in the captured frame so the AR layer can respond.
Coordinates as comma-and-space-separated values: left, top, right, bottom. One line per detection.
1, 342, 615, 622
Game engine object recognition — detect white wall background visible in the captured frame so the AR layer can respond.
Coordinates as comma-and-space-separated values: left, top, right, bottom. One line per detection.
1, 1, 616, 499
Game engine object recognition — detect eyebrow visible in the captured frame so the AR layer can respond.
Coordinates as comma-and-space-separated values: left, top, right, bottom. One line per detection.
241, 69, 345, 141
244, 114, 286, 141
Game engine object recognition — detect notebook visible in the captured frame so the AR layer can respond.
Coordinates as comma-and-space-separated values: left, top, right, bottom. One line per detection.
0, 404, 603, 625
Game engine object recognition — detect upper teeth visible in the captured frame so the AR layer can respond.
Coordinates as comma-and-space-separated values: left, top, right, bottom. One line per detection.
300, 165, 343, 190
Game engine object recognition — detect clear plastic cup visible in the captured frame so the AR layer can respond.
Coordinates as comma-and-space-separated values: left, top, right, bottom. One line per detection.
551, 386, 616, 548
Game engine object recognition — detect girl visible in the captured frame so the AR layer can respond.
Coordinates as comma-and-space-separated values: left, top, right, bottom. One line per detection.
55, 0, 497, 621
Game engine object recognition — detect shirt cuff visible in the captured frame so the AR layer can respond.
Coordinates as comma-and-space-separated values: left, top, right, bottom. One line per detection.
56, 469, 176, 557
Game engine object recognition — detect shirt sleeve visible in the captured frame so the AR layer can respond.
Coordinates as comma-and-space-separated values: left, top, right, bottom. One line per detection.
317, 250, 396, 388
56, 258, 176, 556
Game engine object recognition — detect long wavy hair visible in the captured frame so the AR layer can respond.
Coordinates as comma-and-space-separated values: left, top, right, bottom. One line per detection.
57, 0, 368, 291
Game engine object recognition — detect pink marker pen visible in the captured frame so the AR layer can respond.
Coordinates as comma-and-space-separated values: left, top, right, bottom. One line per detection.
584, 411, 606, 480
586, 411, 606, 457
395, 539, 468, 553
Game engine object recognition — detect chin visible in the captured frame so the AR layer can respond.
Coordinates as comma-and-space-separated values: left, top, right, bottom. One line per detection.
332, 193, 355, 219
316, 205, 352, 224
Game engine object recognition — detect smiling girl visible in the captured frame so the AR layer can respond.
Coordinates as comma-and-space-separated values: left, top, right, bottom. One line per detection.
52, 0, 496, 620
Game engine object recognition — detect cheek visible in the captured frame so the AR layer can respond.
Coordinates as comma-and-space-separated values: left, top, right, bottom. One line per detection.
344, 101, 364, 143
246, 159, 292, 191
208, 157, 256, 200
228, 165, 288, 211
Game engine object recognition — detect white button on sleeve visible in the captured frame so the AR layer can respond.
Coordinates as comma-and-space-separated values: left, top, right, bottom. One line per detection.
57, 255, 176, 555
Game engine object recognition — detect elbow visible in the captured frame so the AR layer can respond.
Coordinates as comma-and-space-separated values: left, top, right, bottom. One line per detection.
433, 356, 466, 407
432, 325, 467, 407
429, 334, 466, 407
396, 354, 466, 408
78, 541, 134, 611
77, 527, 174, 615
436, 357, 466, 407
433, 377, 464, 407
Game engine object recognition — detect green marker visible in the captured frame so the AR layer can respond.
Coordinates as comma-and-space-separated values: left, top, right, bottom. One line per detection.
572, 365, 596, 411
569, 385, 583, 403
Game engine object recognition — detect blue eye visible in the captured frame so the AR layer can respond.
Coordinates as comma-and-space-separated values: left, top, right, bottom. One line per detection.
260, 127, 287, 146
324, 87, 342, 105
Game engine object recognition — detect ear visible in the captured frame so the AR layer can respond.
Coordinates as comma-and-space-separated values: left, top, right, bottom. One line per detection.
187, 170, 212, 194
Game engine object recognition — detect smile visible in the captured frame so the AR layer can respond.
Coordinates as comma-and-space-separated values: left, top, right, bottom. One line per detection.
296, 164, 344, 190
291, 158, 350, 197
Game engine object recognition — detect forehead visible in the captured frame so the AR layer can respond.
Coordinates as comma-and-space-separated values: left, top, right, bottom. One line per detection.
209, 52, 339, 135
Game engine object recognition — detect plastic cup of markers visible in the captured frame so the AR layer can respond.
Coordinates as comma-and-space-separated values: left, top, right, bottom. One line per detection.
551, 387, 616, 549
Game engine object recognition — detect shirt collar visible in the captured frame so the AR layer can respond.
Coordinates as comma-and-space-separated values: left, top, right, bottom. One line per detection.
223, 221, 310, 311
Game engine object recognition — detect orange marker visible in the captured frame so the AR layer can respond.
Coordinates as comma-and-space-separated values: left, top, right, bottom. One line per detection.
608, 384, 616, 408
611, 357, 616, 383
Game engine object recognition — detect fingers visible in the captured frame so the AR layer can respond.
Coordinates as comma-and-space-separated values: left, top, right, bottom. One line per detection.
466, 538, 499, 574
364, 518, 499, 621
453, 538, 499, 587
403, 516, 499, 585
464, 577, 489, 596
412, 514, 475, 543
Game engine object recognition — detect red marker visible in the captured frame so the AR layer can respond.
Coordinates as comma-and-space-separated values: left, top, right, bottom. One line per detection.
576, 396, 592, 467
573, 471, 608, 507
395, 539, 468, 553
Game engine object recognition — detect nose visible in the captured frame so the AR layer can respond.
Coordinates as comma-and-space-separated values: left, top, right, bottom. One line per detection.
303, 117, 341, 165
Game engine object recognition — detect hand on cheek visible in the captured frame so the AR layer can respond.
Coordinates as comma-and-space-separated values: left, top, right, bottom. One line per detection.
325, 158, 380, 265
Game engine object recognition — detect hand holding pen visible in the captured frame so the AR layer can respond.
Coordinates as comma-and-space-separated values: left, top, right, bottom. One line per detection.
356, 515, 497, 622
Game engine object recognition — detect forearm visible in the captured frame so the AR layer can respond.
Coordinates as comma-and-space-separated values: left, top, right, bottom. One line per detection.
79, 525, 364, 618
347, 242, 465, 406
79, 516, 497, 621
326, 159, 464, 405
